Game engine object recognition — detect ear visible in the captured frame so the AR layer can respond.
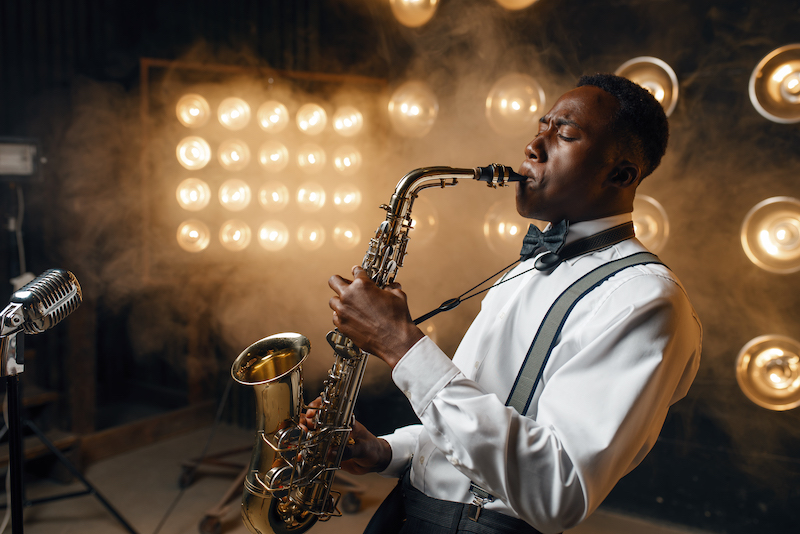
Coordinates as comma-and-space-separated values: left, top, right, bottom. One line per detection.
606, 160, 641, 189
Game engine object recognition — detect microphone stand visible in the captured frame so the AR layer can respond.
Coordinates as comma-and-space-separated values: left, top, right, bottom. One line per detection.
1, 331, 28, 534
0, 331, 138, 534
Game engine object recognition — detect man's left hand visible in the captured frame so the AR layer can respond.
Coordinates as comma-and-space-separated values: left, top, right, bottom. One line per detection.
328, 266, 424, 368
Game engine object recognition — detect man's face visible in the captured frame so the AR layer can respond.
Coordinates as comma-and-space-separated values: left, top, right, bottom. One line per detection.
516, 85, 624, 223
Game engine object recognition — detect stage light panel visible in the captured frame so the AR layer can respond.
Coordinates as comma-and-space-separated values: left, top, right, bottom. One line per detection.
297, 221, 325, 251
749, 44, 800, 123
296, 182, 326, 212
332, 145, 362, 175
177, 220, 211, 252
296, 144, 327, 174
218, 97, 251, 130
483, 200, 530, 256
333, 184, 362, 213
176, 136, 211, 170
296, 103, 327, 135
219, 179, 252, 212
218, 139, 251, 171
632, 195, 670, 253
219, 219, 252, 251
258, 141, 290, 173
390, 0, 438, 28
176, 94, 211, 128
176, 178, 211, 211
257, 100, 290, 132
258, 221, 290, 251
333, 106, 364, 137
332, 221, 362, 250
615, 57, 679, 117
258, 182, 290, 212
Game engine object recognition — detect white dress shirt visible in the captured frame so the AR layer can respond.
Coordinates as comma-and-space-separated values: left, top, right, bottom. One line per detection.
379, 213, 702, 534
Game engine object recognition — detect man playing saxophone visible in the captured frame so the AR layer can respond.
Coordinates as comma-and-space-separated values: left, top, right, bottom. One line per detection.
324, 74, 702, 534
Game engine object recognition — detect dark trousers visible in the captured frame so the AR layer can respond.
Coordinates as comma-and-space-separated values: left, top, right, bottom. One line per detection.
365, 471, 551, 534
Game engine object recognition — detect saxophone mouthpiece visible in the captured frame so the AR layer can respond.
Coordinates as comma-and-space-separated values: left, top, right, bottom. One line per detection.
475, 163, 525, 186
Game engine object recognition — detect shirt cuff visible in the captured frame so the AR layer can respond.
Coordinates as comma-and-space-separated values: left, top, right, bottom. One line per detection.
379, 427, 419, 478
392, 336, 461, 415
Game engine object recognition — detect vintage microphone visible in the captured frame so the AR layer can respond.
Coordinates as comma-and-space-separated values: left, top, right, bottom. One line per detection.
0, 269, 82, 534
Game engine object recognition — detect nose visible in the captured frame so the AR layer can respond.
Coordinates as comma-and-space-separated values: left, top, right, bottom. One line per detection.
525, 133, 547, 163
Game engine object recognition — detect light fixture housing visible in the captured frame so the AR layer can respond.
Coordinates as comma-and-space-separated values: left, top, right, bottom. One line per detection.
615, 56, 679, 117
749, 44, 800, 123
741, 196, 800, 274
736, 335, 800, 411
0, 138, 43, 182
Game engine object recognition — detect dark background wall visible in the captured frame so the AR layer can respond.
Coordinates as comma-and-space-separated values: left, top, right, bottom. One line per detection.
2, 1, 800, 533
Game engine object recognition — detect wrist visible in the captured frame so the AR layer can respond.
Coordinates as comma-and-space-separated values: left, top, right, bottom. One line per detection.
375, 438, 392, 472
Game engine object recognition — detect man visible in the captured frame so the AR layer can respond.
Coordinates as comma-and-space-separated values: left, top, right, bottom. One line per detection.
325, 74, 702, 534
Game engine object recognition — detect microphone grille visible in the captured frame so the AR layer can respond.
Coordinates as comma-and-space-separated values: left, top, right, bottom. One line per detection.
13, 269, 83, 333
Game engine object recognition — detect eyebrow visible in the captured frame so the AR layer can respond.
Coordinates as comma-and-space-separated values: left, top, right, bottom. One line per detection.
539, 116, 583, 130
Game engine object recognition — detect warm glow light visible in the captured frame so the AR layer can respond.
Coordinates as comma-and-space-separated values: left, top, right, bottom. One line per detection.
296, 182, 326, 212
258, 182, 290, 212
297, 221, 325, 251
333, 221, 362, 250
258, 141, 289, 173
177, 220, 210, 252
176, 136, 211, 170
484, 200, 534, 255
176, 178, 211, 211
632, 195, 670, 253
218, 139, 251, 171
333, 184, 362, 213
257, 100, 290, 133
333, 106, 364, 137
219, 179, 252, 211
218, 97, 251, 130
296, 103, 327, 135
736, 335, 800, 410
741, 196, 800, 273
615, 57, 679, 117
495, 0, 538, 9
749, 45, 800, 122
219, 220, 251, 251
388, 81, 439, 138
297, 144, 326, 174
176, 94, 210, 128
485, 73, 546, 137
258, 221, 289, 251
389, 0, 438, 27
332, 145, 362, 175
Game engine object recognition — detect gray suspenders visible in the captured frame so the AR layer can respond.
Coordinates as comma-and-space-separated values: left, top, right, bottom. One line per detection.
468, 251, 664, 521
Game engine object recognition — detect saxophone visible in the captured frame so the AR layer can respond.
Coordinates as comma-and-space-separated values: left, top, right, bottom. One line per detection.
230, 164, 523, 534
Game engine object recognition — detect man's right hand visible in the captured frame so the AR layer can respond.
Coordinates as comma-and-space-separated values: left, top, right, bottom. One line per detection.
301, 398, 392, 475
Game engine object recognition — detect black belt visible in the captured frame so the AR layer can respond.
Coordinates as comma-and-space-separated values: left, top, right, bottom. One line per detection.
401, 472, 551, 534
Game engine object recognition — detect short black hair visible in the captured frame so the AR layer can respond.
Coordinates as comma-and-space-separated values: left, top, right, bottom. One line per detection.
577, 73, 669, 179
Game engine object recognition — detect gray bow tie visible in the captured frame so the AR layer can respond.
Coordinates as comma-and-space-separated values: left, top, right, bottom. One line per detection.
519, 220, 569, 260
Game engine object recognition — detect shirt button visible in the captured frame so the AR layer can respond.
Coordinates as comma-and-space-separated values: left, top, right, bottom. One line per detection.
419, 456, 425, 464
474, 362, 480, 369
449, 457, 460, 467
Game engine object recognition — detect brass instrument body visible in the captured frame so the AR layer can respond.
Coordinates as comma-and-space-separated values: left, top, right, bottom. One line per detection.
232, 164, 522, 534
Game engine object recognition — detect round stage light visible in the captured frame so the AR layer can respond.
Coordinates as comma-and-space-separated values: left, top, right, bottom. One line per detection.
176, 136, 211, 170
219, 179, 252, 212
741, 196, 800, 273
297, 222, 325, 251
176, 94, 210, 128
258, 182, 290, 212
219, 220, 252, 251
296, 182, 326, 212
333, 184, 362, 213
495, 0, 538, 9
258, 221, 290, 252
333, 221, 362, 250
218, 97, 251, 130
388, 81, 439, 138
297, 144, 326, 174
633, 195, 670, 253
736, 335, 800, 411
176, 178, 211, 211
485, 73, 546, 137
332, 145, 362, 175
749, 44, 800, 123
257, 100, 290, 133
333, 106, 364, 137
258, 141, 289, 173
218, 139, 251, 171
177, 220, 210, 252
615, 57, 679, 117
296, 103, 327, 135
389, 0, 438, 28
483, 199, 531, 256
